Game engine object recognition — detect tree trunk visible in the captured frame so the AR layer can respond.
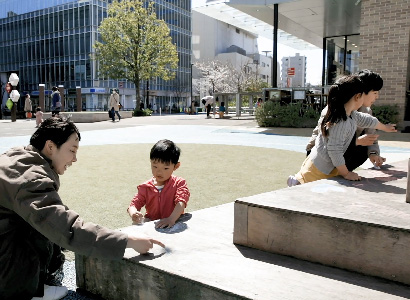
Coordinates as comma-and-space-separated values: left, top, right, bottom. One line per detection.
135, 80, 141, 110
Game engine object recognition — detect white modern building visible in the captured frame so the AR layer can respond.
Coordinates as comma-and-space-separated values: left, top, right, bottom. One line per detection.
280, 53, 307, 87
192, 10, 278, 99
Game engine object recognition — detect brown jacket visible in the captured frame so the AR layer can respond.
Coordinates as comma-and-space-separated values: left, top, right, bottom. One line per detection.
0, 145, 127, 265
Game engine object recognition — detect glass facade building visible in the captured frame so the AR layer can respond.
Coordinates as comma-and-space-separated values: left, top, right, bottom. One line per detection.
0, 0, 191, 112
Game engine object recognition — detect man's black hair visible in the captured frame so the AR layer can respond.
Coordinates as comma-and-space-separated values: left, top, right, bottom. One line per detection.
30, 117, 81, 150
150, 139, 180, 165
357, 69, 383, 94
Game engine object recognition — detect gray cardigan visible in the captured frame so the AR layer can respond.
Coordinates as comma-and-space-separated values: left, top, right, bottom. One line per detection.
306, 106, 381, 156
309, 110, 379, 174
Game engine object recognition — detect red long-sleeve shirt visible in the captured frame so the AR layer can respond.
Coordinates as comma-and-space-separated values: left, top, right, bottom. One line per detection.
129, 175, 190, 221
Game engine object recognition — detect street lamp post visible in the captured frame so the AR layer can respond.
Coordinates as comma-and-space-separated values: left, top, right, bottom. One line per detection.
190, 63, 193, 114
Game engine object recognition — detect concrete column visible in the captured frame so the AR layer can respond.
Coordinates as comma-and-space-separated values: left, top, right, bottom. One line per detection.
39, 84, 45, 112
76, 87, 81, 112
58, 85, 65, 112
235, 94, 241, 117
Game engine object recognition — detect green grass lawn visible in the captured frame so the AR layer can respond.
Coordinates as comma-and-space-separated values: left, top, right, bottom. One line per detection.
59, 143, 305, 230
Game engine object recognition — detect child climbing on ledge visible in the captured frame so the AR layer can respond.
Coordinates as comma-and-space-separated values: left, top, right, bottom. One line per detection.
287, 74, 397, 186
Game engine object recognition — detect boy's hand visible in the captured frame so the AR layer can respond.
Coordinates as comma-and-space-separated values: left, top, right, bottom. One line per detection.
131, 212, 144, 224
126, 233, 165, 254
155, 217, 176, 229
343, 171, 361, 181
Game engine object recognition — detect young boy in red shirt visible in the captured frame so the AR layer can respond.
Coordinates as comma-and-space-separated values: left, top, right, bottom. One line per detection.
127, 139, 190, 228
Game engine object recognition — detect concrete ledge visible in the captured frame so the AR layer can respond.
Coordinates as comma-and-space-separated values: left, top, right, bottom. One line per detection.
75, 254, 249, 300
234, 160, 410, 285
42, 111, 133, 123
76, 201, 410, 299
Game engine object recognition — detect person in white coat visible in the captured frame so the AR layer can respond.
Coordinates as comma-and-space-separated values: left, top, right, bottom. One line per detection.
108, 90, 121, 122
24, 94, 32, 120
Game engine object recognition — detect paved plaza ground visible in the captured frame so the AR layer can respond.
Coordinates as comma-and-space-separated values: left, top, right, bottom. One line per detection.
1, 113, 409, 299
1, 113, 409, 167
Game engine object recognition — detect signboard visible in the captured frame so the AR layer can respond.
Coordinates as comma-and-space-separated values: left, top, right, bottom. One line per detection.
287, 67, 295, 76
118, 82, 124, 88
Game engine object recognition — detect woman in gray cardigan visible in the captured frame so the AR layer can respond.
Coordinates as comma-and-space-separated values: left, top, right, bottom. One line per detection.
288, 75, 396, 186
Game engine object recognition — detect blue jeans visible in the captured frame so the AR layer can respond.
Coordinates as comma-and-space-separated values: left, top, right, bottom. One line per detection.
111, 109, 121, 121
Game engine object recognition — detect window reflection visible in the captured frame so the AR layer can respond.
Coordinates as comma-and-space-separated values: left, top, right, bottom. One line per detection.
325, 34, 360, 85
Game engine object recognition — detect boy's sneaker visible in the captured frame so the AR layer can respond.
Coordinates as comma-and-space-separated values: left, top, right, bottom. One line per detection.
287, 175, 300, 187
31, 284, 68, 300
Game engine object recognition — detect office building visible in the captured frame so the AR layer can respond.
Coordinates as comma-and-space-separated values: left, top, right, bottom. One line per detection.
281, 53, 307, 88
0, 0, 191, 113
192, 10, 276, 100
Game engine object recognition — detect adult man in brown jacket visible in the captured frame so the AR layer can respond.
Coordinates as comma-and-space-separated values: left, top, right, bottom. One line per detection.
0, 117, 163, 300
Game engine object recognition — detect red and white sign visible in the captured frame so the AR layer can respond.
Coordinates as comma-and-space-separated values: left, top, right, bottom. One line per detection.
287, 67, 295, 76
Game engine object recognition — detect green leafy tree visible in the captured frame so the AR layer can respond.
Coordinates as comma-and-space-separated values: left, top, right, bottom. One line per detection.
94, 0, 178, 110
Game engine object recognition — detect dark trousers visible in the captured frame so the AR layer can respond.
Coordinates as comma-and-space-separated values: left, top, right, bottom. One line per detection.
306, 132, 368, 171
344, 132, 368, 171
0, 225, 64, 299
206, 104, 211, 116
111, 108, 121, 121
52, 108, 61, 117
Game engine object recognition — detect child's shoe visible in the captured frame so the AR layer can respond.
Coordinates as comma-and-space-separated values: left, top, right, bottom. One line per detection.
287, 175, 300, 187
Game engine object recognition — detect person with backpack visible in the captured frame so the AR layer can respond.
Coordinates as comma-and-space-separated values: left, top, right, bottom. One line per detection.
51, 87, 61, 117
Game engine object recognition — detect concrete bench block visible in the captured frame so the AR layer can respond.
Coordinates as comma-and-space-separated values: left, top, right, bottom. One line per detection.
75, 253, 247, 300
76, 202, 410, 299
42, 111, 133, 122
234, 160, 410, 285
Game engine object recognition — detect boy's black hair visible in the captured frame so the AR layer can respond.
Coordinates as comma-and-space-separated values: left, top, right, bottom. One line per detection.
150, 139, 180, 165
321, 75, 364, 137
30, 117, 81, 150
36, 107, 41, 111
357, 69, 383, 94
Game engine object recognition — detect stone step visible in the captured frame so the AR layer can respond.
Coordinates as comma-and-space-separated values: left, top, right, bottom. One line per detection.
234, 159, 410, 285
76, 202, 410, 298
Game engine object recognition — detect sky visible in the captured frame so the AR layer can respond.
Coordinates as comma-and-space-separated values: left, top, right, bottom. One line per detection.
257, 36, 323, 86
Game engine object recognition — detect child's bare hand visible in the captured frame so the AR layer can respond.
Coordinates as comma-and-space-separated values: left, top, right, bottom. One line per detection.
384, 124, 397, 132
155, 217, 175, 229
369, 154, 386, 167
343, 171, 361, 181
131, 212, 144, 223
356, 134, 379, 146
